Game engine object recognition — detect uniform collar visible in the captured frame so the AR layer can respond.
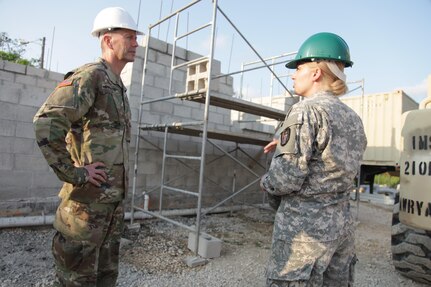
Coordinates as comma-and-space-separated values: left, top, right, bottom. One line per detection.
309, 91, 334, 99
97, 58, 126, 91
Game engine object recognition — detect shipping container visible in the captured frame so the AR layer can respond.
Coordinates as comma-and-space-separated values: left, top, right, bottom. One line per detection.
341, 90, 418, 190
341, 90, 418, 166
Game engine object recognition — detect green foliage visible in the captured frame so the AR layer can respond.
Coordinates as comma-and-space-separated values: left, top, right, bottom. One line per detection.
0, 32, 35, 66
375, 173, 400, 188
0, 50, 19, 61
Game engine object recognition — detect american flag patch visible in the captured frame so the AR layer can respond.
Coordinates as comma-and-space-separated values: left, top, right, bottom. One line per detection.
57, 79, 73, 88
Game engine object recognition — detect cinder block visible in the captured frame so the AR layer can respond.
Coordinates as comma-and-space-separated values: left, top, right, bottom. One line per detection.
127, 92, 140, 107
148, 37, 168, 53
156, 51, 172, 66
187, 232, 222, 258
174, 105, 192, 118
26, 65, 47, 78
0, 82, 21, 104
139, 162, 158, 175
15, 154, 48, 171
209, 112, 223, 125
173, 46, 187, 60
147, 62, 168, 77
0, 153, 13, 170
20, 86, 49, 107
0, 102, 17, 121
154, 77, 170, 89
47, 70, 64, 82
32, 171, 62, 188
178, 141, 197, 153
3, 61, 26, 74
0, 119, 16, 137
0, 136, 13, 153
15, 74, 37, 86
36, 78, 57, 90
0, 70, 15, 82
186, 59, 210, 93
135, 46, 145, 60
150, 101, 174, 115
143, 85, 164, 99
191, 108, 203, 120
12, 138, 35, 155
172, 69, 186, 82
171, 79, 185, 94
147, 49, 157, 62
215, 124, 230, 132
15, 122, 35, 139
16, 105, 38, 122
218, 83, 233, 95
145, 174, 161, 187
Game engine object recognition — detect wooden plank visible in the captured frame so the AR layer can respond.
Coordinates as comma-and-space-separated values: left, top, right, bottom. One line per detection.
141, 125, 273, 146
176, 91, 286, 121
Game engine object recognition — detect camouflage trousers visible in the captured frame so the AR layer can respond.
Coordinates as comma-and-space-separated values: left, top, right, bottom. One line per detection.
266, 228, 356, 287
52, 198, 124, 287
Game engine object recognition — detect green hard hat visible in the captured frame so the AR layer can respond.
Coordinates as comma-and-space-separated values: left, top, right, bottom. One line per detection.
286, 32, 353, 69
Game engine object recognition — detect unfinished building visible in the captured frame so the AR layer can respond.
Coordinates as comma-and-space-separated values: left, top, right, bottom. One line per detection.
0, 0, 297, 261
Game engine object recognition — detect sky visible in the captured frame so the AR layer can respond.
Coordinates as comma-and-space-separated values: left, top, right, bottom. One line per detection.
1, 0, 430, 103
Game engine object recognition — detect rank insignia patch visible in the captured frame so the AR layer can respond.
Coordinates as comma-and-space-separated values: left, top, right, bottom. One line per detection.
280, 127, 290, 146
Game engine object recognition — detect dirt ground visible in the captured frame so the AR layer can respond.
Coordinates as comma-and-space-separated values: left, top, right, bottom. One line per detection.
0, 201, 429, 286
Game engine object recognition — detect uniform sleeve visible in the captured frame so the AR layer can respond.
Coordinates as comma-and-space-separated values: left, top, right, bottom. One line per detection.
266, 193, 281, 210
261, 105, 328, 196
33, 70, 98, 185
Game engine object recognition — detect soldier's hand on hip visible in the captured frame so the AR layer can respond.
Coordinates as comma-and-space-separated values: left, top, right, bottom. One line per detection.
84, 162, 107, 187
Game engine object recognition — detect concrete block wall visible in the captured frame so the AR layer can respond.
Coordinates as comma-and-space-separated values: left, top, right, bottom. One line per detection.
235, 94, 298, 135
124, 36, 273, 210
0, 36, 279, 215
0, 60, 64, 208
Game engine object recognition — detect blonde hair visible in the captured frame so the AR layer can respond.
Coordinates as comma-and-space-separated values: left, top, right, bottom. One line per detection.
309, 61, 348, 96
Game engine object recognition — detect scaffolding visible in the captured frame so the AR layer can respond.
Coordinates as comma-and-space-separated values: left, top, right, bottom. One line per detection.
130, 0, 293, 264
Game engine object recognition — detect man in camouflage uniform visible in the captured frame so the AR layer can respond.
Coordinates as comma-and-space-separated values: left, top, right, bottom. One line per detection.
261, 33, 367, 287
33, 7, 143, 286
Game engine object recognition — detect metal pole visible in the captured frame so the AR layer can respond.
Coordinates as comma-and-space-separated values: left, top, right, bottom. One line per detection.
217, 7, 293, 97
150, 0, 201, 29
40, 37, 45, 69
239, 62, 244, 99
269, 58, 274, 105
193, 0, 218, 256
203, 177, 260, 215
159, 126, 169, 213
169, 12, 181, 95
49, 27, 55, 70
131, 31, 152, 225
136, 0, 142, 26
231, 169, 236, 216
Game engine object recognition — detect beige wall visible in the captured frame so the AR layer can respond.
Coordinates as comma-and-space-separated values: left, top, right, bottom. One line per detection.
340, 90, 418, 166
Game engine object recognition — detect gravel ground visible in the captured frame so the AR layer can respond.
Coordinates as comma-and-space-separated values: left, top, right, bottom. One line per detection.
0, 201, 429, 287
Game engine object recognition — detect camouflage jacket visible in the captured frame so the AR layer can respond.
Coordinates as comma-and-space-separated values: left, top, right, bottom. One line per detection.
261, 92, 367, 280
261, 91, 367, 242
33, 58, 131, 203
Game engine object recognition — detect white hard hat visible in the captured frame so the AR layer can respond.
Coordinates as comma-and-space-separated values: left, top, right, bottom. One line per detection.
91, 7, 143, 37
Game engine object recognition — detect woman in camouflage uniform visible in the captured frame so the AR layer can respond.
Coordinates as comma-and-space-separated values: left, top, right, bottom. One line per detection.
33, 7, 142, 287
261, 32, 367, 287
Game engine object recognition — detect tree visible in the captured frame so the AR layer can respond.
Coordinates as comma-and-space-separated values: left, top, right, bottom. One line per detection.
0, 32, 38, 66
